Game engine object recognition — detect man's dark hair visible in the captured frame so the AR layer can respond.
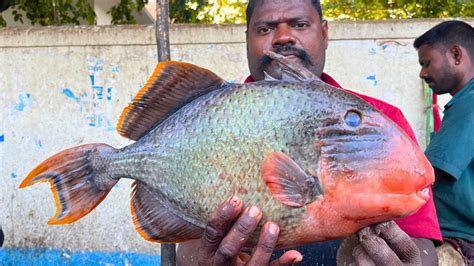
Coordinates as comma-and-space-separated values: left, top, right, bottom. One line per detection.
414, 20, 474, 56
246, 0, 323, 28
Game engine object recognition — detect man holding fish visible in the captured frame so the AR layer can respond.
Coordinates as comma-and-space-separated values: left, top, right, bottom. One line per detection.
178, 0, 442, 265
19, 0, 442, 264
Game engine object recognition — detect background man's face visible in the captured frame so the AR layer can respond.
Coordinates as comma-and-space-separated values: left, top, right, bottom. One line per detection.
246, 0, 328, 81
418, 44, 460, 95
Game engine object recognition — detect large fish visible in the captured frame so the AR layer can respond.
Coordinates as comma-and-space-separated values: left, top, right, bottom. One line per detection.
20, 55, 434, 248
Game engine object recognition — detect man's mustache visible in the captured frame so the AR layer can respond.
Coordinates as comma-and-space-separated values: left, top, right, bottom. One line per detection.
258, 45, 314, 74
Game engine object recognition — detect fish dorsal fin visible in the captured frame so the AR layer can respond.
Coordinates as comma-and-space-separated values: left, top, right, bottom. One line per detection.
130, 181, 204, 243
263, 50, 322, 82
117, 61, 227, 140
262, 152, 323, 207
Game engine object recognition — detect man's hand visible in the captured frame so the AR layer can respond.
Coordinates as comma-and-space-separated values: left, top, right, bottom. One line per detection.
337, 221, 437, 265
353, 221, 421, 265
177, 196, 302, 266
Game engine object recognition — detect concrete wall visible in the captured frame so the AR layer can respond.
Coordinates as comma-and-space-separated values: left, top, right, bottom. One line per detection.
1, 19, 472, 256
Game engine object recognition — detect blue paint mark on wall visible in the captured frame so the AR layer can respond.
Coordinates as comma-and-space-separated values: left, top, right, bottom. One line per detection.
35, 139, 43, 149
106, 87, 115, 131
107, 87, 112, 101
366, 73, 378, 86
61, 58, 116, 132
0, 134, 4, 143
15, 93, 32, 112
94, 86, 104, 101
63, 88, 81, 102
11, 173, 17, 179
0, 248, 161, 266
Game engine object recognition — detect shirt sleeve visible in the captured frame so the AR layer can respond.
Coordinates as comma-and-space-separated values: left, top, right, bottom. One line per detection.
425, 113, 474, 179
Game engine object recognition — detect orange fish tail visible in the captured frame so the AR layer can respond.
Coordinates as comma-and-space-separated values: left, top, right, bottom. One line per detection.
19, 143, 118, 225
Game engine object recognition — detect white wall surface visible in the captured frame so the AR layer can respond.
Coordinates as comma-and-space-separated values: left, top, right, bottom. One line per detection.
1, 19, 472, 254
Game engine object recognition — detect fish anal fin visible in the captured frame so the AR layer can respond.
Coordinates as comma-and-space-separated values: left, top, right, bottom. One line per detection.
131, 181, 203, 243
262, 151, 323, 207
19, 144, 118, 225
117, 61, 227, 141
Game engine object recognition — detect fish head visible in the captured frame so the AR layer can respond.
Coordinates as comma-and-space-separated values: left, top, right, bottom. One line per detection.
313, 95, 434, 226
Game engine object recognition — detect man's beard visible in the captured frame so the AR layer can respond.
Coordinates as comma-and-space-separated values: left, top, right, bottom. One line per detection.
258, 45, 314, 77
425, 66, 459, 95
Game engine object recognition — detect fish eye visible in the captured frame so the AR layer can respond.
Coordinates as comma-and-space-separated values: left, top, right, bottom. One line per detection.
344, 111, 361, 127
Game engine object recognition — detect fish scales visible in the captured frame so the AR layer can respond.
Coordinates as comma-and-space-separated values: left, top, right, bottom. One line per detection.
110, 81, 338, 229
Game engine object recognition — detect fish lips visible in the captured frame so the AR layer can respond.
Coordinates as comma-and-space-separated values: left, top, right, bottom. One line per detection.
340, 189, 430, 222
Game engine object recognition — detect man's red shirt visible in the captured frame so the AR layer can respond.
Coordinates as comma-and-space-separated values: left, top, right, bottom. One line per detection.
244, 73, 442, 243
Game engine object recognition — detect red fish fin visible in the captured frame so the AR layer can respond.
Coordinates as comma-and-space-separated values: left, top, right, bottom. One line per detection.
117, 61, 226, 141
19, 144, 118, 225
262, 152, 323, 207
130, 181, 203, 243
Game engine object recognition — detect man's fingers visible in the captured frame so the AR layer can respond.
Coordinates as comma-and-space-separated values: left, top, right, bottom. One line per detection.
373, 221, 421, 264
213, 205, 262, 265
247, 222, 279, 266
198, 196, 243, 264
270, 250, 303, 266
352, 244, 376, 266
357, 226, 401, 265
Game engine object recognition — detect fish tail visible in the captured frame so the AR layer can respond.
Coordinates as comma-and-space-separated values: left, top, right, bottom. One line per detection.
19, 143, 118, 225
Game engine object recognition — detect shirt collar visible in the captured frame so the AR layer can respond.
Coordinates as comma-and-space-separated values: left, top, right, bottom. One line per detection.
244, 72, 343, 89
444, 78, 474, 111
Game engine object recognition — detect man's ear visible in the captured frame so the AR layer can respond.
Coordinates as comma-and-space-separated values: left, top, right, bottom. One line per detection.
321, 19, 329, 50
450, 45, 463, 65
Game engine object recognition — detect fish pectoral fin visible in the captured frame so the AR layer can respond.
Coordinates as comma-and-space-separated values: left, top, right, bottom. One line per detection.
117, 61, 227, 141
130, 181, 204, 243
262, 151, 323, 207
19, 144, 118, 225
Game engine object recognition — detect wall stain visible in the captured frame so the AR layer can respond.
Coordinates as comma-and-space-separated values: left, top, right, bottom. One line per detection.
377, 40, 407, 53
366, 73, 378, 86
14, 92, 32, 112
62, 88, 80, 102
60, 57, 116, 132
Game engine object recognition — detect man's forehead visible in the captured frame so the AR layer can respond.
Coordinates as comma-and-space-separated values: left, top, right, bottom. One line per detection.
257, 0, 309, 4
252, 0, 317, 20
419, 43, 448, 55
255, 0, 311, 8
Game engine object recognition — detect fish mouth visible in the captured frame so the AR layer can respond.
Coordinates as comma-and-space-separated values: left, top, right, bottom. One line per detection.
383, 186, 431, 203
416, 186, 430, 201
341, 188, 431, 221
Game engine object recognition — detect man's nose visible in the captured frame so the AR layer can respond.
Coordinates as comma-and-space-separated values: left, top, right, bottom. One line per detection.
419, 68, 427, 79
272, 24, 296, 47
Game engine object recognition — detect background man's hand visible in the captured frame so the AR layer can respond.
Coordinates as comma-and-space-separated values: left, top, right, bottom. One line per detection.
178, 196, 302, 266
337, 221, 437, 265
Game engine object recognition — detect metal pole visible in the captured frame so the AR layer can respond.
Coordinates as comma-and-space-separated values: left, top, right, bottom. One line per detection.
156, 1, 175, 264
156, 0, 171, 62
